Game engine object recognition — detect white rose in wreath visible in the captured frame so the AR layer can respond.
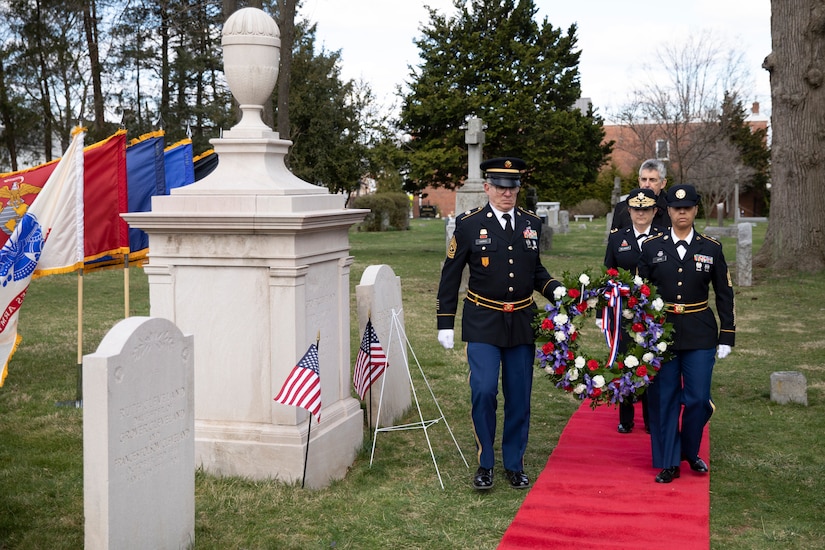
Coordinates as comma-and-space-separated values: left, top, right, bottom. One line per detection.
592, 375, 605, 388
574, 384, 587, 395
624, 355, 639, 368
554, 286, 567, 300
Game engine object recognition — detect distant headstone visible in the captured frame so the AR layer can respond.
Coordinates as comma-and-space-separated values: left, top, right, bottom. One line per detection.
540, 223, 553, 252
770, 371, 808, 405
356, 265, 412, 427
737, 222, 753, 287
83, 317, 194, 550
558, 210, 570, 234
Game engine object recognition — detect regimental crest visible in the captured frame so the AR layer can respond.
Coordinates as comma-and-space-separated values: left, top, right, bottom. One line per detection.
0, 176, 43, 237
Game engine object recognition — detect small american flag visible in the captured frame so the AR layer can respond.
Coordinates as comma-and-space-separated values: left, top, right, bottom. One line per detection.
274, 343, 322, 422
353, 319, 387, 400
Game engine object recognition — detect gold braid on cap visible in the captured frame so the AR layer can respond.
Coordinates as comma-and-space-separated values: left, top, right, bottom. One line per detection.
627, 191, 656, 208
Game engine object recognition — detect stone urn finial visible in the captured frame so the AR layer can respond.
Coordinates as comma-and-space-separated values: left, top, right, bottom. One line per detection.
222, 8, 281, 132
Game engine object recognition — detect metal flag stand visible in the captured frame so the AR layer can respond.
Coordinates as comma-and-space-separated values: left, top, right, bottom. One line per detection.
369, 308, 468, 489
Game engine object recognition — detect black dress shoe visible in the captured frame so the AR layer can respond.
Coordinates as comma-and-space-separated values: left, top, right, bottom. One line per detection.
504, 469, 531, 489
655, 466, 681, 483
617, 422, 634, 434
685, 457, 709, 473
472, 467, 494, 490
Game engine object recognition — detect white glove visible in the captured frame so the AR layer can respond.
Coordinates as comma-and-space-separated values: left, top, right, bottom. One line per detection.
438, 329, 455, 349
717, 344, 732, 359
595, 318, 603, 330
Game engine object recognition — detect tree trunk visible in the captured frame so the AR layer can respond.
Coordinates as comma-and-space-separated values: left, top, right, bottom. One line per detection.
756, 1, 825, 272
0, 59, 19, 171
83, 0, 106, 138
277, 0, 296, 139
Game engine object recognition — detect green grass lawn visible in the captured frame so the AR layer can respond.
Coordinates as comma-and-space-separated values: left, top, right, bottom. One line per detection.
1, 217, 823, 549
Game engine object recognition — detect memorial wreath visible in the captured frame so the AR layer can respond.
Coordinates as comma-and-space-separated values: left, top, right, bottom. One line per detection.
533, 268, 674, 408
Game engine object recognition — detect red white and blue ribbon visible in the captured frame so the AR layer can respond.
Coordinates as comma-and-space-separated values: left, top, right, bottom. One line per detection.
601, 280, 628, 367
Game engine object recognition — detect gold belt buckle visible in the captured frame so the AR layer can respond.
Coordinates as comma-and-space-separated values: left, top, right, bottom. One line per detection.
674, 303, 685, 314
503, 303, 514, 312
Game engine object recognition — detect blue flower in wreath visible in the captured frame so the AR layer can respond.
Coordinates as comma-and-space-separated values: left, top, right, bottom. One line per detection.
0, 213, 44, 287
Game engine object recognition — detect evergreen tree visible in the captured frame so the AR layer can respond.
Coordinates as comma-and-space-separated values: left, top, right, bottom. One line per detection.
279, 22, 365, 195
399, 0, 611, 206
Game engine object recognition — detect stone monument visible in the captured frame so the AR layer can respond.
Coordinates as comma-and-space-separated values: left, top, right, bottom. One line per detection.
356, 265, 411, 427
83, 317, 194, 549
455, 116, 488, 215
122, 8, 366, 489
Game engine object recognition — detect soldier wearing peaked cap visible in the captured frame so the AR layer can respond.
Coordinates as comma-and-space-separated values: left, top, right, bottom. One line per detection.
603, 187, 663, 435
638, 184, 736, 484
436, 157, 562, 491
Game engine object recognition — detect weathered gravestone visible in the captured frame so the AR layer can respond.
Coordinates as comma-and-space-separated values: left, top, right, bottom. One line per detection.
770, 371, 808, 406
737, 222, 753, 287
356, 265, 412, 427
83, 317, 195, 550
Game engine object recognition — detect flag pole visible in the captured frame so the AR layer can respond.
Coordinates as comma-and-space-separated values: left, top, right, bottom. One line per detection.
302, 330, 321, 489
366, 311, 372, 434
76, 270, 83, 404
57, 270, 84, 408
124, 253, 130, 318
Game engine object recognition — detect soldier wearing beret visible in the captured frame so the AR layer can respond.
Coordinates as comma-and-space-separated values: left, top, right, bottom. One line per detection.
436, 157, 562, 491
603, 187, 663, 434
638, 184, 735, 483
611, 159, 671, 230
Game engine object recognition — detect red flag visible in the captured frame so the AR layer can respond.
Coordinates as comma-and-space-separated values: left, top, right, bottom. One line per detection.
274, 344, 322, 422
353, 319, 387, 400
82, 130, 129, 264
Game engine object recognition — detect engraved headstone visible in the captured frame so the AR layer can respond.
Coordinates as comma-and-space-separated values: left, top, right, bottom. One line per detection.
356, 265, 412, 427
83, 317, 194, 550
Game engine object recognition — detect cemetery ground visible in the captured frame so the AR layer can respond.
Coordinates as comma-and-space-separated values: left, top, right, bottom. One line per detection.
1, 218, 823, 549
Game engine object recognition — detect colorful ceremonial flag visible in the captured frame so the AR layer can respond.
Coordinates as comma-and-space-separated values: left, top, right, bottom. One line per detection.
125, 131, 166, 261
0, 129, 85, 386
353, 319, 388, 400
164, 139, 195, 190
274, 343, 322, 422
0, 130, 129, 273
82, 130, 129, 265
193, 149, 218, 181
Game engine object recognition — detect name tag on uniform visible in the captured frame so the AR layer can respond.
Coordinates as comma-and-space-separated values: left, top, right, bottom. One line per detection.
475, 238, 491, 245
653, 251, 667, 263
618, 245, 631, 252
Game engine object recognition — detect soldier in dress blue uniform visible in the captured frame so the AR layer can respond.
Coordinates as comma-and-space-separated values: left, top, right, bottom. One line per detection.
637, 184, 735, 483
603, 188, 663, 434
436, 157, 561, 491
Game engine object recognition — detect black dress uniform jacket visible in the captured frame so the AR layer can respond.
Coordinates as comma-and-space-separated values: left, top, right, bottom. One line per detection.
611, 193, 671, 230
437, 204, 560, 348
637, 231, 735, 350
604, 225, 663, 272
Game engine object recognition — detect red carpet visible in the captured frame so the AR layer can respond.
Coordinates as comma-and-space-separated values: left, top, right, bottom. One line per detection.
498, 401, 710, 549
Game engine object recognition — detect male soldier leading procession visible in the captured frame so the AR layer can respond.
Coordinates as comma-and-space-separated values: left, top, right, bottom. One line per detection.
436, 157, 561, 491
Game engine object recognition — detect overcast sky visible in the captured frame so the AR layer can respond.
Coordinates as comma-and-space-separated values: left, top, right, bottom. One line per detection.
299, 0, 772, 121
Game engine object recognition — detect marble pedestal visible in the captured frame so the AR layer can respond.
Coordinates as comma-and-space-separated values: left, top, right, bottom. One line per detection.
124, 138, 367, 489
